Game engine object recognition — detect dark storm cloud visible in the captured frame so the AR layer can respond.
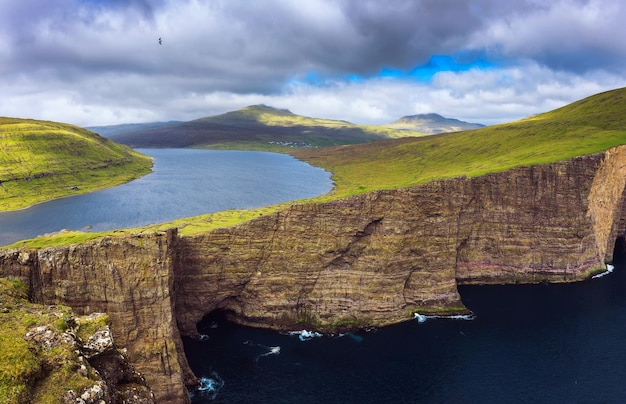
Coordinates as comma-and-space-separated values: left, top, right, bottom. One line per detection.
1, 0, 625, 126
4, 0, 624, 87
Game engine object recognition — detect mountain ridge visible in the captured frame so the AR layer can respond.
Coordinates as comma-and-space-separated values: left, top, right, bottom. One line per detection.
108, 105, 417, 149
91, 107, 483, 146
385, 113, 485, 134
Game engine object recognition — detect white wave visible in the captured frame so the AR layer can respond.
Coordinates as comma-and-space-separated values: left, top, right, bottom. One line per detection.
244, 340, 282, 362
414, 313, 428, 323
592, 264, 615, 279
414, 313, 475, 323
199, 334, 209, 341
256, 345, 281, 362
192, 372, 224, 401
287, 330, 323, 341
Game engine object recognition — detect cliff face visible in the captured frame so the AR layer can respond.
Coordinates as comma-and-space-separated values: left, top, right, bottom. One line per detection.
175, 149, 626, 336
0, 231, 195, 403
2, 146, 626, 401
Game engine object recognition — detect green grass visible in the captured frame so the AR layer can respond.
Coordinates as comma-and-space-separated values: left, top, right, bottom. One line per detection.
7, 205, 286, 248
5, 87, 626, 249
0, 117, 152, 211
292, 87, 626, 198
0, 278, 100, 403
226, 105, 411, 138
202, 105, 418, 145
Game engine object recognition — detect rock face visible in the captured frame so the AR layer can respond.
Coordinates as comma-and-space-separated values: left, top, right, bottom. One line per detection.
2, 145, 626, 401
0, 231, 195, 403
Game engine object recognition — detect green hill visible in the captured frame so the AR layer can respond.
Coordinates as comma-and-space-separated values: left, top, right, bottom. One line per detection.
8, 87, 626, 247
0, 117, 152, 211
112, 105, 419, 149
292, 87, 626, 198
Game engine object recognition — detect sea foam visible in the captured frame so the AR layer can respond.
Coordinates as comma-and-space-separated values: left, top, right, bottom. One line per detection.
413, 313, 475, 323
592, 264, 615, 279
287, 330, 323, 341
191, 372, 224, 401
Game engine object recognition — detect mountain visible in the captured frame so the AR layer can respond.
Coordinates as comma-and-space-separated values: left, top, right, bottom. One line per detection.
385, 113, 485, 134
111, 105, 416, 149
86, 121, 182, 138
0, 117, 152, 211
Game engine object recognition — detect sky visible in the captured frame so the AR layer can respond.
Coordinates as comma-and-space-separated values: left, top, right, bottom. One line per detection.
1, 0, 626, 127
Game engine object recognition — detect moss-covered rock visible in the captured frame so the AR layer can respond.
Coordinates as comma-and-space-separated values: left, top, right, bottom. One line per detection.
0, 278, 153, 403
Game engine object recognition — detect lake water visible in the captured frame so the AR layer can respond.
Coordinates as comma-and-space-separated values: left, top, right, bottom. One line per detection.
0, 149, 333, 246
184, 251, 626, 403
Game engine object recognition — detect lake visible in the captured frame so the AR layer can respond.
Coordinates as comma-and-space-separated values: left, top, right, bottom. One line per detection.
0, 149, 333, 246
184, 252, 626, 403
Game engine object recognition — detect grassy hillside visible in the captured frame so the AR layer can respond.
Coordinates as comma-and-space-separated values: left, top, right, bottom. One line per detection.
113, 105, 419, 149
7, 87, 626, 248
0, 117, 152, 211
292, 87, 626, 198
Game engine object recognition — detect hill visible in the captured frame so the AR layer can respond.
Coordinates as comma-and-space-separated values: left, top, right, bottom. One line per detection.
292, 86, 626, 198
86, 121, 182, 138
7, 87, 626, 245
0, 117, 152, 211
111, 105, 419, 150
385, 113, 485, 134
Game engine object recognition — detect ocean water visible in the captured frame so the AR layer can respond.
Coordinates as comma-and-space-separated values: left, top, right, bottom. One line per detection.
184, 252, 626, 403
0, 149, 332, 245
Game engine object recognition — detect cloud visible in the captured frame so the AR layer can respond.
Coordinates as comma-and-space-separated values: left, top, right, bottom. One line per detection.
0, 0, 625, 126
470, 0, 626, 73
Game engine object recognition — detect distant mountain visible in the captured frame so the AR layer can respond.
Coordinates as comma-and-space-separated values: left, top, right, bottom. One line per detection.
86, 121, 182, 139
111, 105, 414, 149
385, 113, 485, 134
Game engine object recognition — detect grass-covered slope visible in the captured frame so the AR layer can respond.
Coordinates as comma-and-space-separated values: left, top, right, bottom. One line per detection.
7, 87, 626, 248
292, 86, 626, 198
0, 118, 152, 211
113, 105, 418, 149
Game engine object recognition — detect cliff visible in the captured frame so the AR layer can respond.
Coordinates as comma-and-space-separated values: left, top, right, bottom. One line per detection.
2, 145, 626, 401
0, 231, 195, 403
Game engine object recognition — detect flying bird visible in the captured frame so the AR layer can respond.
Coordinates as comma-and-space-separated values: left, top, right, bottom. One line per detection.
158, 37, 162, 45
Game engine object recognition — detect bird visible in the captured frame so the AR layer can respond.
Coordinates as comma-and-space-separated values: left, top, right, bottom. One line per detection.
158, 37, 162, 45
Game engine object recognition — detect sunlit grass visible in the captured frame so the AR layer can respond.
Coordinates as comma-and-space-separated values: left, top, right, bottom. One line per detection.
4, 87, 626, 249
0, 278, 99, 403
292, 87, 626, 199
0, 117, 152, 211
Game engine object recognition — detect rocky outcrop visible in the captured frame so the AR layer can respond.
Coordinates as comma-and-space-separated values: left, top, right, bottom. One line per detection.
0, 277, 152, 403
0, 231, 195, 403
2, 145, 626, 401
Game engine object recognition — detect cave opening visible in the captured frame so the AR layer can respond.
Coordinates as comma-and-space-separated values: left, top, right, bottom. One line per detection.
613, 235, 626, 266
195, 308, 237, 337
